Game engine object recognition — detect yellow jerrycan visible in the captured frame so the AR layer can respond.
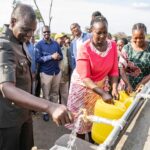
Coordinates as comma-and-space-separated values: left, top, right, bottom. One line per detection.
92, 99, 126, 144
119, 91, 134, 108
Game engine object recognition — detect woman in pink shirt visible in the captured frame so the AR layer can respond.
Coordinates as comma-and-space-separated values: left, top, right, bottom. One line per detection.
66, 16, 119, 142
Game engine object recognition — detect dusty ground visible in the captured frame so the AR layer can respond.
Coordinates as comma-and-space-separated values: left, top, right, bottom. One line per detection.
33, 99, 150, 150
33, 114, 71, 149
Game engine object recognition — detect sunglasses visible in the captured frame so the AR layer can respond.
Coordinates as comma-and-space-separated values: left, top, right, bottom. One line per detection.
43, 31, 50, 34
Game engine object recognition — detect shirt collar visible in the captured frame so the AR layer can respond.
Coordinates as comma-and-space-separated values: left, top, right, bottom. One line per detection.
3, 25, 22, 45
43, 38, 52, 44
75, 32, 83, 40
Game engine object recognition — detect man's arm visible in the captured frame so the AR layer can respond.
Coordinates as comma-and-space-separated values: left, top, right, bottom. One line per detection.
0, 82, 73, 126
35, 45, 53, 63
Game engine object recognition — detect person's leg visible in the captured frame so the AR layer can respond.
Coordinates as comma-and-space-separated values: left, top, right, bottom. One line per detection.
35, 73, 41, 97
20, 117, 34, 150
76, 133, 85, 140
88, 132, 95, 144
40, 72, 53, 121
40, 72, 52, 100
59, 81, 69, 105
0, 126, 21, 150
50, 71, 62, 103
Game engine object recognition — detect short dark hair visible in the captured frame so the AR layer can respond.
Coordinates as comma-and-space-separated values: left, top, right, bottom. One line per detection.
11, 3, 36, 22
91, 16, 108, 27
132, 23, 147, 34
42, 25, 50, 31
70, 23, 80, 30
90, 11, 103, 26
121, 38, 128, 45
92, 11, 102, 17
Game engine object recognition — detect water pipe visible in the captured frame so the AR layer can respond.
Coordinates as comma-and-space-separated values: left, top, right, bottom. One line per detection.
97, 81, 150, 150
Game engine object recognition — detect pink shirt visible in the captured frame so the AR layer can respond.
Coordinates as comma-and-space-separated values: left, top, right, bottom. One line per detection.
76, 39, 118, 82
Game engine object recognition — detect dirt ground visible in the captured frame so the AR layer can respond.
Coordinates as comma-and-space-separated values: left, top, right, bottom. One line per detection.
33, 99, 150, 150
33, 114, 71, 149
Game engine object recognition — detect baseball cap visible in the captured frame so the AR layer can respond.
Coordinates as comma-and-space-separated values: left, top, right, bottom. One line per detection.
54, 33, 64, 40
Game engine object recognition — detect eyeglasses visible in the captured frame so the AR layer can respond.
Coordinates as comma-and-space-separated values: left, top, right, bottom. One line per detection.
43, 31, 50, 34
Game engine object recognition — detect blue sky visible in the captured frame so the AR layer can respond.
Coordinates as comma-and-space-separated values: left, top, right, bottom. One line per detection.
0, 0, 150, 35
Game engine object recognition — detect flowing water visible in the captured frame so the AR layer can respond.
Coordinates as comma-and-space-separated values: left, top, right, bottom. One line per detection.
66, 115, 83, 150
50, 110, 86, 150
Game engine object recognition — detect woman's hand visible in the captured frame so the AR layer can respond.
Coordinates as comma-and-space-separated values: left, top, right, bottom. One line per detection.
101, 92, 114, 104
112, 88, 119, 100
135, 83, 144, 93
93, 87, 113, 104
126, 83, 133, 94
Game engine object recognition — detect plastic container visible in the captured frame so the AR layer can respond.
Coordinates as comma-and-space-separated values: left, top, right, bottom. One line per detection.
119, 91, 134, 108
92, 99, 126, 144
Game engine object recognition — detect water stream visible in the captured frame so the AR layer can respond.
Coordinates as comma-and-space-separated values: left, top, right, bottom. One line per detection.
66, 115, 82, 150
50, 110, 85, 150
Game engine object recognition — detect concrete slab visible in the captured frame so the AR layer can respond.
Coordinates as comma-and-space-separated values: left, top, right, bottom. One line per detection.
54, 134, 97, 150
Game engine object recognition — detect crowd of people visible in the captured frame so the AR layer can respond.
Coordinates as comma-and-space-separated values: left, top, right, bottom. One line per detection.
0, 3, 150, 150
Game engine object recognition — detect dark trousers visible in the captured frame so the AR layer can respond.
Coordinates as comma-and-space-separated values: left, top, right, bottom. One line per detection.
0, 118, 34, 150
35, 73, 41, 97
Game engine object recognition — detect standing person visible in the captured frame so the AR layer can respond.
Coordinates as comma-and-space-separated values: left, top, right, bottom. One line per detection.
70, 23, 91, 72
119, 23, 150, 93
64, 36, 71, 48
35, 26, 63, 120
26, 35, 36, 95
64, 36, 72, 80
34, 36, 41, 98
117, 38, 126, 57
0, 4, 73, 150
117, 38, 128, 91
55, 34, 70, 105
66, 16, 119, 142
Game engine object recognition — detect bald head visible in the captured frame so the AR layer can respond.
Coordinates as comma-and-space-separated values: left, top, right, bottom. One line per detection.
11, 3, 36, 23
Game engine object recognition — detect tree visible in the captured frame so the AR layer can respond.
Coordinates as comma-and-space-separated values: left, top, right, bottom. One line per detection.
33, 0, 45, 26
12, 0, 17, 8
35, 9, 44, 23
146, 34, 150, 41
48, 0, 53, 28
33, 0, 54, 28
12, 0, 21, 8
0, 27, 3, 33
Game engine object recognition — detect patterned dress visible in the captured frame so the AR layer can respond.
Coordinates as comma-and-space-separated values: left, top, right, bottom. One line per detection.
119, 43, 150, 89
66, 39, 118, 134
